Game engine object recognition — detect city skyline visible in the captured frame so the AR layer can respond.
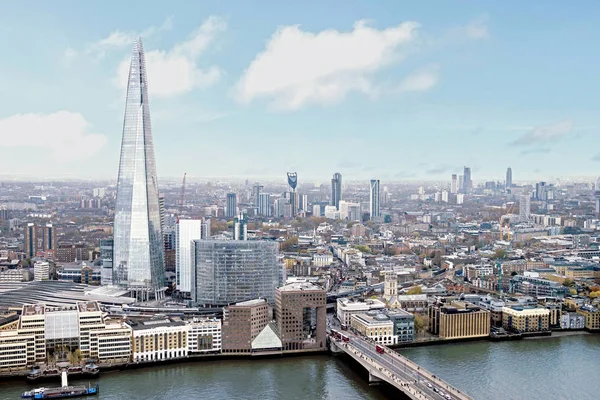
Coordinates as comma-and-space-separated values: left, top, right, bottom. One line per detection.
0, 2, 598, 181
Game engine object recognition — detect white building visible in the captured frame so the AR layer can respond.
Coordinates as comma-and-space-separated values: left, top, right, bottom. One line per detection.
313, 253, 333, 267
336, 297, 385, 327
456, 193, 465, 205
312, 204, 321, 217
350, 312, 397, 345
324, 205, 339, 219
187, 318, 222, 354
176, 219, 203, 294
520, 193, 531, 221
131, 321, 189, 362
33, 261, 50, 281
339, 200, 361, 221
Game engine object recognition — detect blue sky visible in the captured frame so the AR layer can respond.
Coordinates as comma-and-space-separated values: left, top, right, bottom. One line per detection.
0, 1, 598, 183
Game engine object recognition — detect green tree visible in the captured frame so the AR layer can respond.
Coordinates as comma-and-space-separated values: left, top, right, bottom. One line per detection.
494, 249, 507, 259
413, 313, 428, 334
562, 279, 574, 287
280, 236, 298, 252
406, 286, 423, 295
353, 245, 371, 254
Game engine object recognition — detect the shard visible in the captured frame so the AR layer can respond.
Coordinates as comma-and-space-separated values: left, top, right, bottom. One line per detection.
113, 37, 165, 301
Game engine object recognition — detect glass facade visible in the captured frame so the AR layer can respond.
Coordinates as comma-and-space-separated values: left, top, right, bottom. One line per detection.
176, 219, 203, 293
193, 240, 280, 306
113, 38, 165, 298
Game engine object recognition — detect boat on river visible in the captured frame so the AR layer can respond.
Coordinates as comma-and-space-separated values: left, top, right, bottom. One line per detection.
21, 383, 98, 399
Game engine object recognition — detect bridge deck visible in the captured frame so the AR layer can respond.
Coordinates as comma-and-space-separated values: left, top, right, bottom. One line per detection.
331, 331, 472, 400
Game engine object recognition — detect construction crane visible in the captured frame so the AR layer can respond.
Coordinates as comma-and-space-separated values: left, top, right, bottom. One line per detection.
179, 173, 187, 217
499, 202, 516, 241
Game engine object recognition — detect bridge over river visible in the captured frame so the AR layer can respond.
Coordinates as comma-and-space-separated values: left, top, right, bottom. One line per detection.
330, 330, 472, 400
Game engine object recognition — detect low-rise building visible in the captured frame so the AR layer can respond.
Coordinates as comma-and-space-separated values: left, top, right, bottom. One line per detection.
336, 298, 385, 327
560, 313, 586, 330
387, 294, 428, 312
509, 275, 569, 298
386, 309, 415, 343
130, 319, 188, 362
187, 318, 222, 354
502, 306, 550, 333
577, 305, 600, 331
429, 301, 490, 340
351, 312, 397, 345
222, 299, 270, 353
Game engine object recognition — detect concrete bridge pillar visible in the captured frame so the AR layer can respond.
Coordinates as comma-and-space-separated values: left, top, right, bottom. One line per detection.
368, 370, 382, 384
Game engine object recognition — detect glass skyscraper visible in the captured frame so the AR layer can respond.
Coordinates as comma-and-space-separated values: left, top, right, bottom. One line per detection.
369, 179, 380, 220
113, 38, 165, 301
331, 172, 342, 210
193, 240, 280, 306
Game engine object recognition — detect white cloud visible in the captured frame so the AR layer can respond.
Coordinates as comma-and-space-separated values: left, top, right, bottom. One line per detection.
398, 65, 439, 93
85, 16, 174, 59
236, 20, 420, 110
114, 16, 225, 98
0, 111, 107, 161
511, 120, 574, 146
450, 15, 489, 40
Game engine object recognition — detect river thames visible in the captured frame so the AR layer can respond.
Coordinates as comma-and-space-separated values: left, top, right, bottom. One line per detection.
1, 334, 598, 400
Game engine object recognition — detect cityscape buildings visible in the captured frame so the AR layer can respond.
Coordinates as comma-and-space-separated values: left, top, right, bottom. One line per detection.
226, 193, 237, 218
113, 38, 165, 301
463, 166, 472, 194
506, 167, 513, 191
519, 192, 531, 221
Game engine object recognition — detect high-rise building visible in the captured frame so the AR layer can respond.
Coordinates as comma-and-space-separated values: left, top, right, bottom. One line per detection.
289, 191, 299, 217
113, 38, 165, 301
252, 184, 263, 206
275, 282, 327, 351
193, 240, 280, 306
369, 179, 381, 220
100, 238, 113, 286
221, 299, 270, 353
176, 219, 203, 294
24, 223, 36, 258
258, 193, 271, 216
233, 213, 248, 240
312, 204, 321, 217
520, 192, 531, 221
463, 166, 472, 194
226, 193, 237, 218
42, 224, 56, 254
158, 193, 165, 231
287, 172, 298, 191
506, 167, 513, 191
201, 219, 211, 239
299, 193, 308, 212
458, 175, 464, 192
331, 172, 342, 209
451, 174, 458, 194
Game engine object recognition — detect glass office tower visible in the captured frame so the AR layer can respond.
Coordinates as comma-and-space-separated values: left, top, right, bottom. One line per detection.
113, 38, 165, 301
193, 240, 280, 306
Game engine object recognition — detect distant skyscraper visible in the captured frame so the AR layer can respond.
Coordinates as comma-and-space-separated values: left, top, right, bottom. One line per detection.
506, 167, 513, 191
226, 193, 237, 218
289, 191, 299, 217
369, 179, 381, 220
331, 172, 342, 209
252, 184, 263, 205
287, 172, 298, 191
24, 222, 36, 258
463, 166, 472, 194
458, 175, 464, 192
113, 38, 165, 301
299, 193, 308, 211
520, 193, 531, 221
176, 219, 203, 294
451, 174, 458, 194
233, 213, 248, 240
258, 193, 271, 216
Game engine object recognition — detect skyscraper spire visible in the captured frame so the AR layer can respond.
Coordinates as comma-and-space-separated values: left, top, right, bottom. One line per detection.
113, 37, 165, 301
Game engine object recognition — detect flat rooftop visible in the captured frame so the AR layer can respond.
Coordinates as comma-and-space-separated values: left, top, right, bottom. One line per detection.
233, 299, 268, 307
278, 282, 324, 292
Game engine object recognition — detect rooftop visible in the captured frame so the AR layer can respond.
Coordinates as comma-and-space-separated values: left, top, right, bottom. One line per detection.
278, 282, 324, 292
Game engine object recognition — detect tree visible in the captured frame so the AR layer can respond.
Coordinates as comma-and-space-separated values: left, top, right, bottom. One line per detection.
562, 279, 574, 287
406, 286, 423, 295
511, 271, 518, 276
353, 245, 371, 254
280, 236, 298, 252
589, 291, 600, 299
413, 313, 428, 334
569, 288, 577, 295
494, 249, 507, 259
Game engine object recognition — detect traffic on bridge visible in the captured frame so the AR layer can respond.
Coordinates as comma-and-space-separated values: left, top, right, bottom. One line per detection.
330, 329, 472, 400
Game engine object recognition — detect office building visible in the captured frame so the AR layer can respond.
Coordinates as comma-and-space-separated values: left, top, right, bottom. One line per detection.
519, 192, 531, 221
451, 174, 458, 194
463, 166, 472, 194
336, 298, 386, 327
113, 38, 165, 301
193, 240, 280, 305
56, 243, 86, 263
275, 282, 326, 351
222, 299, 271, 353
351, 312, 397, 345
331, 173, 342, 209
33, 261, 50, 281
187, 318, 222, 354
369, 179, 381, 220
100, 238, 113, 286
252, 184, 263, 205
299, 193, 309, 212
506, 167, 513, 190
176, 219, 203, 294
233, 213, 248, 240
428, 300, 490, 339
502, 306, 550, 333
131, 319, 189, 362
386, 309, 415, 343
24, 223, 36, 258
289, 191, 299, 217
226, 193, 237, 218
42, 224, 56, 255
258, 193, 271, 216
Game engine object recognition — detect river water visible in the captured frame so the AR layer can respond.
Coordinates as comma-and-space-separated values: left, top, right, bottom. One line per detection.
1, 335, 598, 400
